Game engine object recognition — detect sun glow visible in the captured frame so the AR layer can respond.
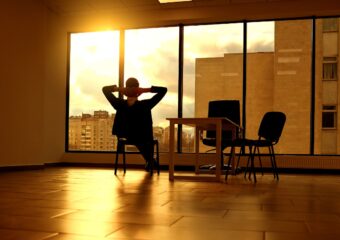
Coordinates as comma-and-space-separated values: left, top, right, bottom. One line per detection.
69, 31, 120, 116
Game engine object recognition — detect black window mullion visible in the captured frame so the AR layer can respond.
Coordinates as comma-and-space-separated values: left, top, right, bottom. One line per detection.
310, 18, 316, 155
177, 25, 184, 153
242, 21, 247, 140
119, 30, 125, 99
65, 33, 71, 152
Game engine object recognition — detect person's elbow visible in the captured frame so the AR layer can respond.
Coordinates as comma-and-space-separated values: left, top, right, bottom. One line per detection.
102, 85, 109, 91
158, 86, 167, 94
102, 85, 115, 94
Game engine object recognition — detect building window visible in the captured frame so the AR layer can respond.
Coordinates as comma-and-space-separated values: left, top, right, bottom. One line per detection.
322, 105, 337, 129
68, 31, 120, 151
323, 57, 338, 80
323, 18, 338, 32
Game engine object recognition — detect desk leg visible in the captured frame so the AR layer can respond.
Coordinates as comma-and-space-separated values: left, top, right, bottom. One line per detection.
195, 127, 200, 174
230, 146, 236, 175
169, 122, 175, 181
215, 121, 222, 181
231, 128, 236, 174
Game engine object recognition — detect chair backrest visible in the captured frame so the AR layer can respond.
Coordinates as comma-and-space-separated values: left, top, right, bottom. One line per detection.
258, 111, 286, 144
206, 100, 240, 139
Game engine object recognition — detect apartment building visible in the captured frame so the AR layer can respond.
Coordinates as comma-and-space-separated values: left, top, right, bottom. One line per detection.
69, 111, 115, 151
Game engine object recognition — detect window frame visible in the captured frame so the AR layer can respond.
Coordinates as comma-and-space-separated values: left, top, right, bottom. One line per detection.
323, 56, 338, 81
322, 105, 337, 129
66, 16, 340, 156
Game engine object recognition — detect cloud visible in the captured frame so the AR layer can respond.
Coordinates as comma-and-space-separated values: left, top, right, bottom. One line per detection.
248, 40, 274, 53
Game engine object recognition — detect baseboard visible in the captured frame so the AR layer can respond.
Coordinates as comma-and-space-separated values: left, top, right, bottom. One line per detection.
47, 162, 340, 174
1, 162, 340, 175
0, 165, 44, 171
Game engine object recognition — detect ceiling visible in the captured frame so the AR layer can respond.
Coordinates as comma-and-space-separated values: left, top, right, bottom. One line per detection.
42, 0, 269, 15
41, 0, 340, 29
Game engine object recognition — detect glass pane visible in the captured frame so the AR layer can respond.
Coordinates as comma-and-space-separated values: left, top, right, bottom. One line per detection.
323, 62, 338, 80
316, 17, 340, 154
68, 31, 120, 151
247, 20, 311, 154
183, 23, 244, 153
124, 27, 179, 152
246, 21, 275, 149
322, 112, 336, 128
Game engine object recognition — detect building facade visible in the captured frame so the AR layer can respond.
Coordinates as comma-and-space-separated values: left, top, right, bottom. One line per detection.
195, 19, 339, 154
68, 19, 339, 155
69, 111, 115, 151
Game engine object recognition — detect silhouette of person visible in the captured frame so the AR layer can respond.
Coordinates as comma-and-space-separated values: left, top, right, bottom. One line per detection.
102, 77, 167, 172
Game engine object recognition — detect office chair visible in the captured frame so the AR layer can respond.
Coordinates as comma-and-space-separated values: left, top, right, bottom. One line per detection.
114, 138, 160, 176
226, 111, 286, 182
200, 100, 241, 172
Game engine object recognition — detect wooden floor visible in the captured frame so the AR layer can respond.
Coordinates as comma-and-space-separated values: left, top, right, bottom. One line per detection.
0, 167, 340, 240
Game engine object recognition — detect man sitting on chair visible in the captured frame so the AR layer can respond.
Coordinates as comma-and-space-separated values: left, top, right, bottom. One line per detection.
102, 77, 167, 171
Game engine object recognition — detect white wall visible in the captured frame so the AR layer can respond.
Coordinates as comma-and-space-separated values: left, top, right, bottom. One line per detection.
0, 0, 46, 166
42, 10, 68, 165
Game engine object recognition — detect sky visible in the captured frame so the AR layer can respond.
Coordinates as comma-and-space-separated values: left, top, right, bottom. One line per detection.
69, 22, 274, 128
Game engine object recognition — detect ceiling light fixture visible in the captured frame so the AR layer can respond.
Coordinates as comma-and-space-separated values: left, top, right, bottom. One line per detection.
159, 0, 192, 3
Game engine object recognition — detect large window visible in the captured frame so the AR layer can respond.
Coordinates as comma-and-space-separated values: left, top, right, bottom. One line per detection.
67, 17, 340, 155
68, 28, 178, 152
183, 23, 244, 153
246, 21, 275, 149
247, 20, 312, 154
124, 27, 179, 151
68, 31, 120, 151
316, 18, 339, 154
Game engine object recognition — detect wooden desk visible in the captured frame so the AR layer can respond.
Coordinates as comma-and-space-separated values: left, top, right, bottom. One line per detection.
166, 117, 240, 182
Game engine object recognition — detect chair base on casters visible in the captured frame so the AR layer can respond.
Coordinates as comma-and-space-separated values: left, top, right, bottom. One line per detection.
114, 138, 160, 176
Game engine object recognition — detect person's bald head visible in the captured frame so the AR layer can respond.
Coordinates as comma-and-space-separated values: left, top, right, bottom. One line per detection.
125, 77, 139, 88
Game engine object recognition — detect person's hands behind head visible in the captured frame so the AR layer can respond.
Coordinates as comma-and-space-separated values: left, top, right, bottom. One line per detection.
123, 87, 139, 97
121, 87, 151, 97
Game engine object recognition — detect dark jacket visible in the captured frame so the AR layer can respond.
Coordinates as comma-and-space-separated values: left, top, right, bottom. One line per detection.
102, 86, 167, 143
